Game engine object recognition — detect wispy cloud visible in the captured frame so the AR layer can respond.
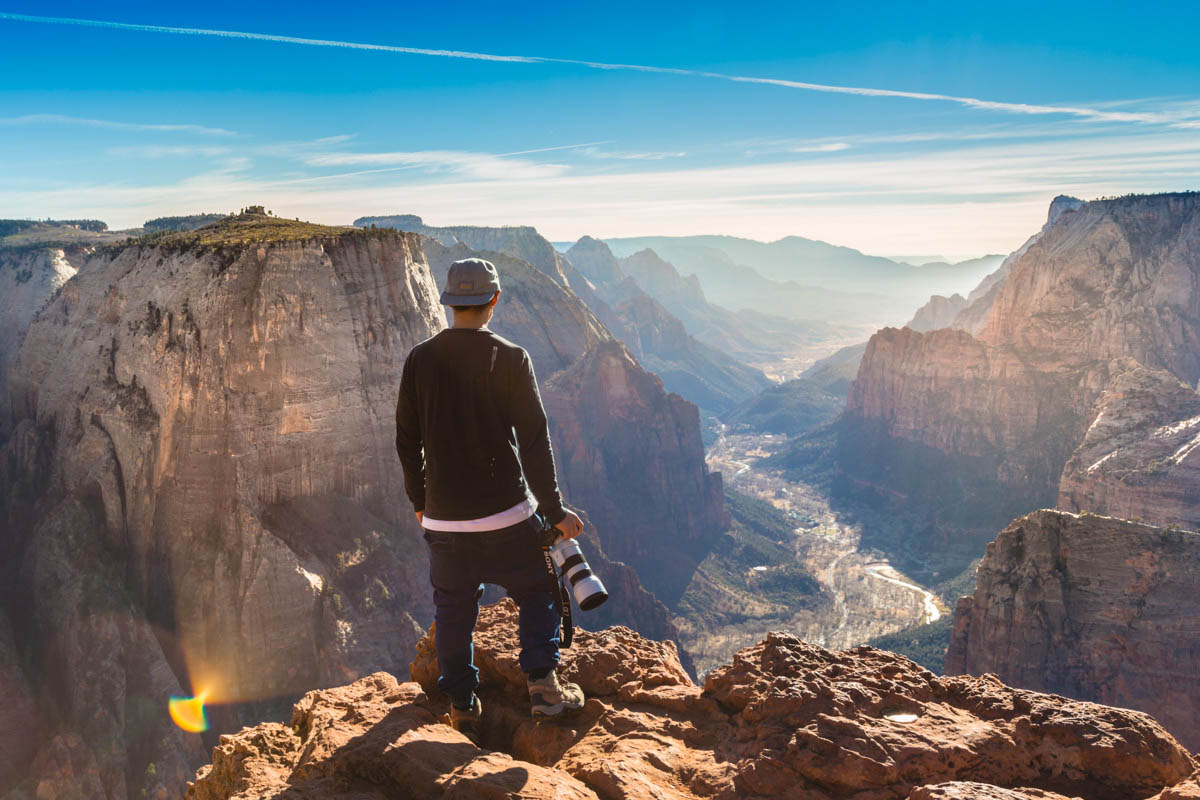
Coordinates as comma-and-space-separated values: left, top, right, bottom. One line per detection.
283, 141, 607, 184
581, 147, 686, 160
300, 149, 569, 180
0, 113, 236, 136
6, 12, 1199, 127
107, 145, 232, 158
787, 142, 851, 153
9, 128, 1199, 258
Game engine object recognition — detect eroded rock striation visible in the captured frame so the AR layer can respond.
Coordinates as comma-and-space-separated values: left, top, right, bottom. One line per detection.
189, 599, 1197, 800
1057, 363, 1200, 529
946, 509, 1200, 752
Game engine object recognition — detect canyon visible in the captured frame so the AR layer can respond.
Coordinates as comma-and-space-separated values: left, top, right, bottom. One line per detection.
5, 191, 1200, 798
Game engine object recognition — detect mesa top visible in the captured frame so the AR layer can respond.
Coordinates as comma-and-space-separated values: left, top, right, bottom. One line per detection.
395, 327, 567, 525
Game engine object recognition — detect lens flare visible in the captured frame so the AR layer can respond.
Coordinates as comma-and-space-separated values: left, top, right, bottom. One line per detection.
169, 690, 210, 733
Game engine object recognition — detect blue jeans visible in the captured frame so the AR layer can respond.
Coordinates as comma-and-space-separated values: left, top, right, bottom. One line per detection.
423, 515, 559, 707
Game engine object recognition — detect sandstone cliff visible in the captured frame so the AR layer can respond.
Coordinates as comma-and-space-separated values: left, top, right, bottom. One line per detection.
188, 599, 1198, 800
1, 213, 445, 797
840, 193, 1200, 570
946, 509, 1200, 752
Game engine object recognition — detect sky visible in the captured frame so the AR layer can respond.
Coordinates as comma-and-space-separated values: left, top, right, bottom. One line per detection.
2, 1, 1199, 261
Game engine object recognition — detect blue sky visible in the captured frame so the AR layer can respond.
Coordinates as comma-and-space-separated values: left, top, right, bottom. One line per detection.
2, 1, 1199, 260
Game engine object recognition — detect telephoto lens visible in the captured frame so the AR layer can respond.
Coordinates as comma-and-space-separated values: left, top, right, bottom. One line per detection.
548, 537, 609, 610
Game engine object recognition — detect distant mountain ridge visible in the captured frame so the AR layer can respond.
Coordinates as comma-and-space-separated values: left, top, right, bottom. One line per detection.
604, 233, 1005, 311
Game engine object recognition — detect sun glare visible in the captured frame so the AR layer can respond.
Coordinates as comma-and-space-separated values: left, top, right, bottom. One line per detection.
169, 690, 211, 733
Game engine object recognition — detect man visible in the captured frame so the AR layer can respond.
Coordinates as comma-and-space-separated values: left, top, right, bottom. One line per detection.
395, 257, 586, 740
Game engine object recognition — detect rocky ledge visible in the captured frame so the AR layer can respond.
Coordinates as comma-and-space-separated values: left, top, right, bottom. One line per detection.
947, 509, 1200, 753
188, 600, 1197, 800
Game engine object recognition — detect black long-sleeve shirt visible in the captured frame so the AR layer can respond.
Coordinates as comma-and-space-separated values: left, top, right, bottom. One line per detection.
395, 327, 567, 525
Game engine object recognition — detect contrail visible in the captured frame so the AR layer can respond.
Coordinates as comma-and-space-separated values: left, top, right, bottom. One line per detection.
0, 113, 236, 136
0, 11, 1180, 125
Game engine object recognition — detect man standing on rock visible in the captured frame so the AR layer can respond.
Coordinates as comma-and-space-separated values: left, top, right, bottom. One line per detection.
396, 256, 586, 740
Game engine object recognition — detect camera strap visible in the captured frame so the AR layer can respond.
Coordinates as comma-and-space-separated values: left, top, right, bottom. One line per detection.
541, 545, 574, 649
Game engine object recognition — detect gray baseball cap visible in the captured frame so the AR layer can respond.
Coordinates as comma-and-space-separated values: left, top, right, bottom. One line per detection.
440, 258, 501, 306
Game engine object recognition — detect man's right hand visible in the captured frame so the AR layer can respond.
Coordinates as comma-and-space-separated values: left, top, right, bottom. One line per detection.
554, 510, 584, 539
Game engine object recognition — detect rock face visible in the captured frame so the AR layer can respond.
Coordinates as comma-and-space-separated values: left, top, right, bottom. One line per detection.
565, 234, 626, 287
189, 599, 1198, 800
946, 509, 1200, 751
0, 613, 40, 789
0, 246, 80, 393
543, 341, 728, 605
1, 215, 445, 796
840, 193, 1200, 569
906, 293, 968, 332
1058, 363, 1200, 529
356, 214, 570, 285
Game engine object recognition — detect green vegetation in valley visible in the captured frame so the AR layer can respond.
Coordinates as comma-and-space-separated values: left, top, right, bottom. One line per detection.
865, 560, 977, 675
867, 616, 953, 674
723, 376, 843, 436
935, 558, 980, 606
723, 485, 795, 544
676, 487, 823, 674
764, 421, 838, 490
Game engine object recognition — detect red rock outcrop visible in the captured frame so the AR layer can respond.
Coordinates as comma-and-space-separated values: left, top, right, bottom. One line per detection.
946, 509, 1200, 751
189, 599, 1197, 800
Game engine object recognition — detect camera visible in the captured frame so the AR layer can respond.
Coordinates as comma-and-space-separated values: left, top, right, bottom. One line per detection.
540, 520, 608, 611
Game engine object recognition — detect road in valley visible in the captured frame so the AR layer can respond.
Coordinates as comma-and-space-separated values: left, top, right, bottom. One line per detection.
704, 425, 943, 651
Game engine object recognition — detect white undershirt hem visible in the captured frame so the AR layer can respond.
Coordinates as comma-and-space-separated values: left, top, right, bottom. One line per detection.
422, 498, 537, 532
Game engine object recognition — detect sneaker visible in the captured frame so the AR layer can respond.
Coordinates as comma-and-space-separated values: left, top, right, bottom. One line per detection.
449, 695, 482, 743
527, 671, 585, 719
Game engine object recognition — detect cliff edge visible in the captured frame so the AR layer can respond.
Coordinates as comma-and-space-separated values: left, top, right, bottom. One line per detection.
188, 599, 1197, 800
